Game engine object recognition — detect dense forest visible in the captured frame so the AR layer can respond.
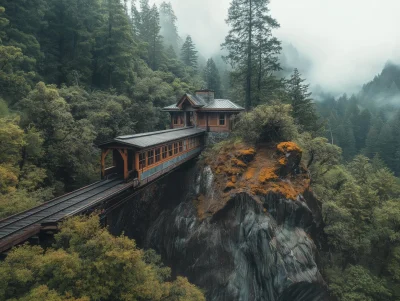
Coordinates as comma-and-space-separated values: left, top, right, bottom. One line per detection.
0, 0, 399, 300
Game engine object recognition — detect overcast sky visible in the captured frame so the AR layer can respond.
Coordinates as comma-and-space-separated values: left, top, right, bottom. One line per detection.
149, 0, 400, 94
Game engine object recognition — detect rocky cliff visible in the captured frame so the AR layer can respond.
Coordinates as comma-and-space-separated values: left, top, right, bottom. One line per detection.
143, 141, 329, 301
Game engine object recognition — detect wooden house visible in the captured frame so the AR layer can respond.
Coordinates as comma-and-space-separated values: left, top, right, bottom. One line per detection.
163, 90, 245, 132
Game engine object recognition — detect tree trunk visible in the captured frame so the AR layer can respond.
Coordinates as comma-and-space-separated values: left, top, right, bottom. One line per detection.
246, 0, 253, 111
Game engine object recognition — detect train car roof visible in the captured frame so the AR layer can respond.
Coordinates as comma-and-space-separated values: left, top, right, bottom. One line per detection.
98, 127, 206, 149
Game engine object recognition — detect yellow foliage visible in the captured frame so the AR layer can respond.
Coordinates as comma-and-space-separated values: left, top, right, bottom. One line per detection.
231, 158, 247, 168
277, 142, 302, 154
225, 181, 236, 190
244, 168, 256, 180
236, 148, 256, 156
278, 157, 287, 165
258, 168, 278, 183
0, 215, 205, 301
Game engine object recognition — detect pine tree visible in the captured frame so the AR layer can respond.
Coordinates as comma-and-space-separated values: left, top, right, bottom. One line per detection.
147, 4, 163, 70
93, 0, 136, 93
364, 117, 383, 158
337, 120, 357, 161
286, 68, 319, 132
135, 1, 163, 70
377, 123, 396, 168
222, 0, 281, 110
40, 0, 101, 86
180, 35, 197, 70
203, 58, 222, 98
159, 2, 180, 54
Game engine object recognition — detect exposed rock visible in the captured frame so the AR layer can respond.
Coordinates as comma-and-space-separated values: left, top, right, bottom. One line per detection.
144, 142, 329, 301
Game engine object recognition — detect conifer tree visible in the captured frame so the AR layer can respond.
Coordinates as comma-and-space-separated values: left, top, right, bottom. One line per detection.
203, 58, 222, 98
286, 68, 319, 132
147, 4, 163, 70
93, 0, 136, 93
222, 0, 281, 110
40, 0, 101, 86
180, 35, 198, 70
159, 2, 180, 53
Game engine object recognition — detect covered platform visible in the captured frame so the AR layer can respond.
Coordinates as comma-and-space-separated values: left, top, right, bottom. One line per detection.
98, 127, 206, 182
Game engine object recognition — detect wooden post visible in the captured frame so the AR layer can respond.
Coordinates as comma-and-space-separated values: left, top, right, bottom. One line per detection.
101, 149, 111, 179
117, 149, 129, 180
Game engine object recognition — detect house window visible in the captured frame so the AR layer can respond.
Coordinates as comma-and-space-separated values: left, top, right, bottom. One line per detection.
147, 149, 154, 166
139, 152, 146, 170
168, 144, 173, 156
162, 146, 167, 159
155, 148, 161, 162
174, 143, 178, 154
173, 114, 179, 125
219, 114, 225, 126
179, 141, 183, 152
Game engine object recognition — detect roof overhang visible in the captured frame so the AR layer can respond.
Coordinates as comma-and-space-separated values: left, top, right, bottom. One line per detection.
98, 127, 206, 150
177, 94, 203, 109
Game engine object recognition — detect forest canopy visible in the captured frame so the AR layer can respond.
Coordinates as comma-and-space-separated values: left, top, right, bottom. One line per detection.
0, 0, 400, 300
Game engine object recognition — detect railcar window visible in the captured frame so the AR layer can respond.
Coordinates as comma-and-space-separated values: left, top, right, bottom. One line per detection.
162, 146, 167, 159
139, 153, 146, 170
148, 150, 154, 165
155, 148, 161, 162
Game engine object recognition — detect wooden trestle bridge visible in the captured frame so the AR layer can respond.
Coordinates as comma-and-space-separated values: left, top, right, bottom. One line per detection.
0, 127, 205, 253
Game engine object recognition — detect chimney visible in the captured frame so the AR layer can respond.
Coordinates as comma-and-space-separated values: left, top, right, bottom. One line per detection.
195, 89, 215, 104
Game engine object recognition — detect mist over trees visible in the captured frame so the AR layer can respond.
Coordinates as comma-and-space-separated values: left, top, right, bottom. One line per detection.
222, 0, 281, 110
0, 0, 399, 300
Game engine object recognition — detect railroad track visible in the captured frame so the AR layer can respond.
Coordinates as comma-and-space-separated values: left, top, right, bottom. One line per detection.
0, 178, 131, 252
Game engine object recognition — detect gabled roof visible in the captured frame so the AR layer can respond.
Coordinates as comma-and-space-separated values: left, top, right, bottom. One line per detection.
98, 127, 205, 149
163, 93, 244, 112
174, 93, 206, 109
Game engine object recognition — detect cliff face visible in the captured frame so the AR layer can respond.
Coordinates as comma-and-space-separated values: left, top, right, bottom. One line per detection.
145, 142, 329, 301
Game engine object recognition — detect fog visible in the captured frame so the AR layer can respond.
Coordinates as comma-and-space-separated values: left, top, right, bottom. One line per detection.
149, 0, 400, 94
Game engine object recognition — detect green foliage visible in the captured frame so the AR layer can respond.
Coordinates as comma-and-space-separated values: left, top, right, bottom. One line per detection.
233, 103, 298, 144
159, 2, 179, 54
203, 58, 222, 97
19, 82, 98, 190
0, 215, 205, 301
286, 68, 319, 133
327, 265, 392, 301
180, 36, 198, 70
93, 0, 136, 93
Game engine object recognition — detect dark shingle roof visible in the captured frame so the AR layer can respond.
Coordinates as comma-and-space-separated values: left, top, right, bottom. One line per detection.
163, 94, 244, 112
100, 127, 205, 149
202, 99, 244, 110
